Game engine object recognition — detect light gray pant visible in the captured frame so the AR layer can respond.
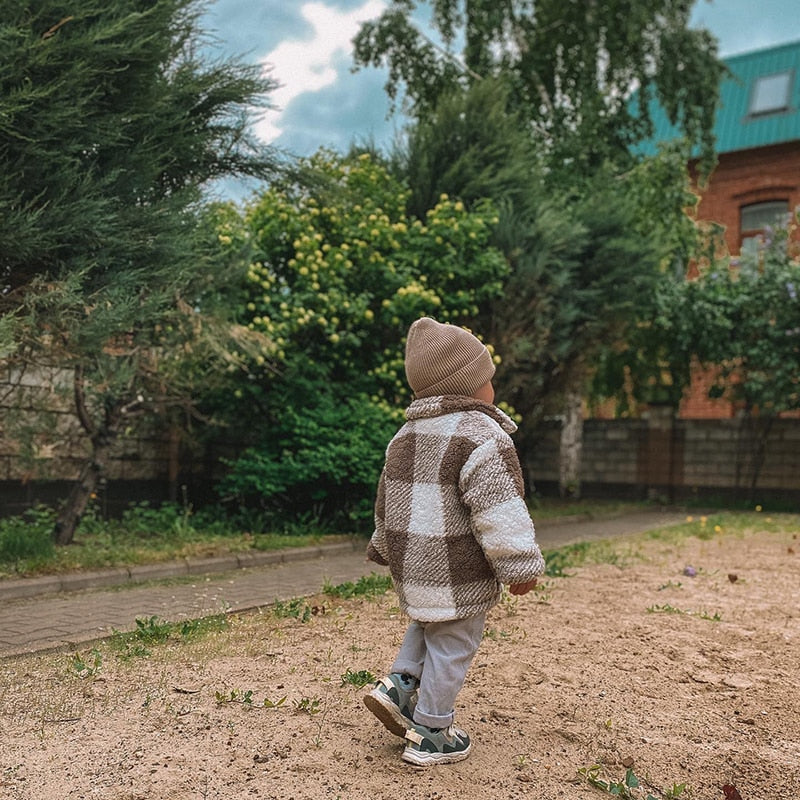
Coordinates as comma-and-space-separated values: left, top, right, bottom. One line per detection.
391, 613, 486, 729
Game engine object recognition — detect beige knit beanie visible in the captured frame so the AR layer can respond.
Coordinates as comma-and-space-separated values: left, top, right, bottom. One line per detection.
404, 317, 495, 398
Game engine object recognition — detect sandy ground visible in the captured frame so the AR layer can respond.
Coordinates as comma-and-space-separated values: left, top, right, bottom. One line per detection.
1, 524, 799, 800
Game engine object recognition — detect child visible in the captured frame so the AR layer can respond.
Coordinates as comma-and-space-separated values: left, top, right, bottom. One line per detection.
365, 316, 545, 766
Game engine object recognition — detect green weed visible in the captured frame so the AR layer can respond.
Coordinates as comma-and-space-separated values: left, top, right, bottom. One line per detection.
69, 648, 102, 678
578, 764, 688, 799
323, 572, 392, 599
646, 604, 722, 622
272, 598, 313, 622
0, 505, 56, 567
109, 614, 229, 658
214, 689, 287, 709
294, 696, 323, 715
340, 668, 375, 689
216, 689, 254, 706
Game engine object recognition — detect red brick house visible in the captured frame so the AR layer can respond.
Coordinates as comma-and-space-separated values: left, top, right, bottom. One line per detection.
689, 40, 800, 259
642, 39, 800, 418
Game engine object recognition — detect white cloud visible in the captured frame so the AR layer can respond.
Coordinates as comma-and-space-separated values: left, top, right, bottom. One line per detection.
256, 0, 387, 143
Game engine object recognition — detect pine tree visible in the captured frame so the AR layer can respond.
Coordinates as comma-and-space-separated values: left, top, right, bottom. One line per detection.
0, 1, 278, 542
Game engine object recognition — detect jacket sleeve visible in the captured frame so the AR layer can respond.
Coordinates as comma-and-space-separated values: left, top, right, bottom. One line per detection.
366, 468, 390, 566
460, 435, 545, 585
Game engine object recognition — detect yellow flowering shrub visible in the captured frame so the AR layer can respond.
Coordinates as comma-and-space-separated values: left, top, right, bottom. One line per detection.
236, 150, 507, 406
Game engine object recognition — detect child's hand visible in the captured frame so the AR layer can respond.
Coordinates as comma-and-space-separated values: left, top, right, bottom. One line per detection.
508, 579, 538, 596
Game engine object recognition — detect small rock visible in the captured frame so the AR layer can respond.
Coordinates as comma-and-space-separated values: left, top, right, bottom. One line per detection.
683, 566, 697, 577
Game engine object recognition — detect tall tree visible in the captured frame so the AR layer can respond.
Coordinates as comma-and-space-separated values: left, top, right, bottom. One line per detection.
358, 1, 723, 494
0, 1, 278, 542
354, 0, 724, 178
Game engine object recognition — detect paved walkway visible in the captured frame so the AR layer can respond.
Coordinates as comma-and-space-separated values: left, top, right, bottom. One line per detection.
0, 510, 687, 659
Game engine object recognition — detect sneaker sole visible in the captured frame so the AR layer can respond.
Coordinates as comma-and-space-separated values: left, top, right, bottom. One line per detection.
363, 689, 411, 737
401, 743, 472, 766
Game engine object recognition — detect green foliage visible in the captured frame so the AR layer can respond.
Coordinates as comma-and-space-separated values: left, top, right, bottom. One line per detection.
116, 502, 195, 538
353, 0, 723, 177
293, 696, 323, 715
0, 506, 56, 563
542, 542, 593, 578
217, 383, 397, 527
215, 688, 254, 706
211, 151, 508, 526
272, 598, 314, 623
340, 669, 376, 689
578, 764, 678, 800
109, 614, 228, 659
0, 0, 278, 544
69, 648, 103, 678
686, 221, 800, 413
396, 76, 544, 220
647, 604, 722, 622
235, 150, 506, 400
493, 177, 664, 425
601, 210, 800, 417
323, 573, 393, 599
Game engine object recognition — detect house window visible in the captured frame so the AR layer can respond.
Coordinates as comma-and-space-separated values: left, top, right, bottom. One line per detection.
740, 200, 790, 253
748, 71, 793, 116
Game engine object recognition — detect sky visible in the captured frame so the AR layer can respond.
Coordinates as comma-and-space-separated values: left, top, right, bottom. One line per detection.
200, 0, 800, 195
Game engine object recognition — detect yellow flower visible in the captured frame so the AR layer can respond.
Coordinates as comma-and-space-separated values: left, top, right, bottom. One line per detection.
755, 505, 763, 512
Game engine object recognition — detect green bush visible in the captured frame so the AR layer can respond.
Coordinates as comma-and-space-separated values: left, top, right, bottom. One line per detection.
0, 506, 56, 562
218, 384, 395, 530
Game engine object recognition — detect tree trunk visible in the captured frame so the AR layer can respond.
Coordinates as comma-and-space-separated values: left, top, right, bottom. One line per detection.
54, 447, 107, 545
54, 366, 129, 545
559, 384, 584, 498
734, 411, 774, 502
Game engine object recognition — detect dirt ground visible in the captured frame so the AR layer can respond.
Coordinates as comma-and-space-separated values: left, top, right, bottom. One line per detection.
1, 524, 799, 800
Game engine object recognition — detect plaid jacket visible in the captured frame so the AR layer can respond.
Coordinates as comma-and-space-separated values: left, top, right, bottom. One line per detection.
367, 395, 545, 622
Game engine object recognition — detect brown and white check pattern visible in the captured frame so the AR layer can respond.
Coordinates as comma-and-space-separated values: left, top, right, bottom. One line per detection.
368, 396, 545, 622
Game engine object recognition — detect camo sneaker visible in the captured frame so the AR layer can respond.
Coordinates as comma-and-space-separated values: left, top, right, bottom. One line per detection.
363, 673, 418, 737
402, 722, 472, 766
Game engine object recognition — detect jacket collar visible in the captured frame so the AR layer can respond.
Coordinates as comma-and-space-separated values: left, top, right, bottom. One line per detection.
405, 395, 518, 434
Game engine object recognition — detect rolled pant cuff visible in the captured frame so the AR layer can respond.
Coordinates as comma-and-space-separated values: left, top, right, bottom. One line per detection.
412, 708, 454, 729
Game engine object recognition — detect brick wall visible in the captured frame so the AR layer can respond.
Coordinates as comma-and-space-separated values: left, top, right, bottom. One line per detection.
679, 142, 800, 417
692, 141, 800, 256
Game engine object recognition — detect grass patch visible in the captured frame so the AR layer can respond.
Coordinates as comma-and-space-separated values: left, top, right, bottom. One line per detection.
643, 510, 800, 545
542, 538, 639, 577
2, 500, 796, 582
542, 510, 800, 578
323, 572, 392, 599
108, 613, 229, 659
0, 501, 355, 579
531, 498, 653, 520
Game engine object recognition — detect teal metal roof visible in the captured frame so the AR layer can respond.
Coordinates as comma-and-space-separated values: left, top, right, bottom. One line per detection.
638, 39, 800, 157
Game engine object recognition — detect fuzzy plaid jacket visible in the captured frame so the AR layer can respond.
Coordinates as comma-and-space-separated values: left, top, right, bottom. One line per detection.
367, 395, 545, 622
